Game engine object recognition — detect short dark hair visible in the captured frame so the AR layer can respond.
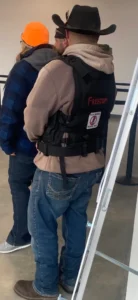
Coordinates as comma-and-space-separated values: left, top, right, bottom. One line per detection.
55, 27, 66, 39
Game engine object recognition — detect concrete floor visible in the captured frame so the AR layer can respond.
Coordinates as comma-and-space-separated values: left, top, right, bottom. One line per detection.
0, 117, 137, 300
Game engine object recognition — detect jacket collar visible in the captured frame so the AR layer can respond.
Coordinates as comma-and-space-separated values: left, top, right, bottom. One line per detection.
20, 44, 54, 60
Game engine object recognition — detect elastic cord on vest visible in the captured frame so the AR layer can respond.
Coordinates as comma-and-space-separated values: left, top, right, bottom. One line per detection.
38, 138, 103, 186
59, 157, 68, 188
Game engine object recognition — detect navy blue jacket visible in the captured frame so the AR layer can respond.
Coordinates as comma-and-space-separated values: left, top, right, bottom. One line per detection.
0, 45, 56, 156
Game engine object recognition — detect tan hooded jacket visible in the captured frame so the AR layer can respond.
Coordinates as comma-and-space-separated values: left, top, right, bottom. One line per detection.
24, 44, 114, 174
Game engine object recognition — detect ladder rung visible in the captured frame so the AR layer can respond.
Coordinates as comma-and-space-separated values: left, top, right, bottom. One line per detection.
57, 250, 138, 300
96, 251, 138, 275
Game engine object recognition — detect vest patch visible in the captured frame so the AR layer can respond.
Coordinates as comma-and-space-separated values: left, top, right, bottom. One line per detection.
87, 112, 101, 130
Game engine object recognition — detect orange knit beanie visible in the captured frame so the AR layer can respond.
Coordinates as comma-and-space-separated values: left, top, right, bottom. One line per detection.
21, 22, 49, 47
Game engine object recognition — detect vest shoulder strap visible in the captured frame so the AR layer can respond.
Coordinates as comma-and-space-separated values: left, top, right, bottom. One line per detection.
55, 55, 94, 80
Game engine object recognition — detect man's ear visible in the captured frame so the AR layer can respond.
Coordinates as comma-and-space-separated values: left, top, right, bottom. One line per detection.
63, 38, 68, 48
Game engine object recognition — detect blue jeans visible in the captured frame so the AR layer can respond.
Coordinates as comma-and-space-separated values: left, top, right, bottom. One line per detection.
28, 168, 103, 296
7, 154, 36, 246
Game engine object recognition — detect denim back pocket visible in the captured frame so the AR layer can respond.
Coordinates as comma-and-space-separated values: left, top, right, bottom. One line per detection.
46, 173, 79, 201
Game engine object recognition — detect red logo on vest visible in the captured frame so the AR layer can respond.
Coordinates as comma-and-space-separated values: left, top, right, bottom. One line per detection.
88, 97, 108, 106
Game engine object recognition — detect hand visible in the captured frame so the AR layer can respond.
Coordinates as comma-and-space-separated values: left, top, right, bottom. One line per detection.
10, 153, 16, 156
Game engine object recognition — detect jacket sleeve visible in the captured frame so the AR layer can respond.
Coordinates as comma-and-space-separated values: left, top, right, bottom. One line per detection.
24, 66, 59, 142
0, 62, 31, 154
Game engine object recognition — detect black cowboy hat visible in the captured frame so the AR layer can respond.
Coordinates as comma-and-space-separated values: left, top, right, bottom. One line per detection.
52, 5, 116, 36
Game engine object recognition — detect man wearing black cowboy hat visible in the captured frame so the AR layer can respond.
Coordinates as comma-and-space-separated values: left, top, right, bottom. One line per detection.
54, 27, 68, 54
14, 5, 116, 300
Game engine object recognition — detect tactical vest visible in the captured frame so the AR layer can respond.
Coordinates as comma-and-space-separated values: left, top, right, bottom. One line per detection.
38, 55, 116, 178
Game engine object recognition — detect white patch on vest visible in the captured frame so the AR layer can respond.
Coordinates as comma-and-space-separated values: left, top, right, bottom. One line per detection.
87, 112, 101, 129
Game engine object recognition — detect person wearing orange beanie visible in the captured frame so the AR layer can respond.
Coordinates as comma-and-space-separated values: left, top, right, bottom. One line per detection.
0, 22, 57, 254
16, 22, 50, 61
21, 22, 49, 47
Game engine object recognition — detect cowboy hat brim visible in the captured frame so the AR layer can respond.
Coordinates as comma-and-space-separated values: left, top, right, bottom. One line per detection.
52, 14, 116, 35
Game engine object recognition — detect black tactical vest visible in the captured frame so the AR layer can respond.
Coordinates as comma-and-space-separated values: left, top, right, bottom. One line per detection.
38, 55, 116, 177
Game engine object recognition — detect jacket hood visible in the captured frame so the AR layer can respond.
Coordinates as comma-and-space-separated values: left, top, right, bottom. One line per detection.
63, 44, 114, 74
23, 45, 57, 71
